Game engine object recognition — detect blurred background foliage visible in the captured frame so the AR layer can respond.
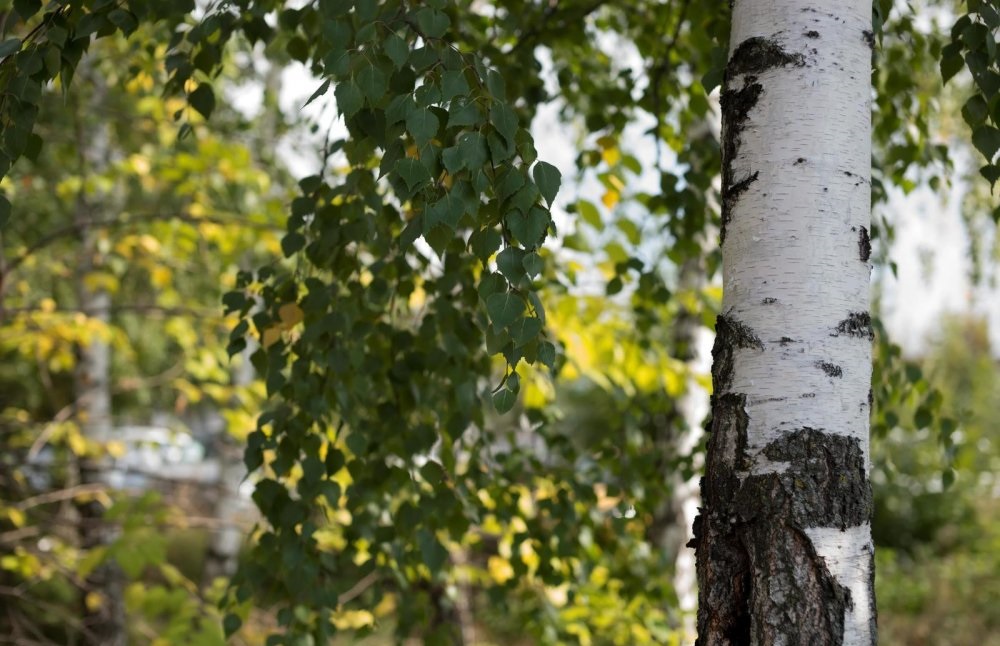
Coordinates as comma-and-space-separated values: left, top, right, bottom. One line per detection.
0, 0, 997, 645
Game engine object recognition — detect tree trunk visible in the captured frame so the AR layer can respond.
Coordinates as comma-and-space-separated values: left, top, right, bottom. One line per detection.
73, 73, 127, 646
691, 1, 875, 645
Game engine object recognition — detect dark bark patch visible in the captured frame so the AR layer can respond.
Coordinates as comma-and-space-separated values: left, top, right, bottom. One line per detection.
719, 79, 763, 244
729, 428, 872, 643
695, 421, 871, 644
815, 361, 843, 378
746, 428, 872, 529
762, 297, 778, 304
726, 37, 806, 80
779, 336, 796, 345
712, 313, 764, 394
859, 226, 871, 262
805, 30, 820, 38
693, 391, 753, 644
868, 388, 874, 407
801, 392, 816, 398
863, 30, 875, 49
794, 157, 807, 164
833, 312, 874, 340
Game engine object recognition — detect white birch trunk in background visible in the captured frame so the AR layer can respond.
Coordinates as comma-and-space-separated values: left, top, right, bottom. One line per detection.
690, 1, 875, 644
75, 156, 127, 646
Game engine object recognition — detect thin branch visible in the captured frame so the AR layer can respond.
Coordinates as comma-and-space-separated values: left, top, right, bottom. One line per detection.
2, 211, 281, 278
16, 483, 108, 511
337, 570, 379, 605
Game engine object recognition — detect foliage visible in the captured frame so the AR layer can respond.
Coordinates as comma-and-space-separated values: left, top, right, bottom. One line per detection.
0, 24, 288, 644
0, 0, 998, 644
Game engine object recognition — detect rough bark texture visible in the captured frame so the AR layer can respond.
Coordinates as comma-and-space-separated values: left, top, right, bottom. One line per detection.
691, 1, 875, 645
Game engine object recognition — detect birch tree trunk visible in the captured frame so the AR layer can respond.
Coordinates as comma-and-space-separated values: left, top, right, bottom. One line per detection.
72, 70, 127, 646
691, 1, 875, 644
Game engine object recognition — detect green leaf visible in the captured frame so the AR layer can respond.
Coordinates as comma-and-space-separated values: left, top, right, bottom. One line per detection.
980, 163, 1000, 186
335, 81, 363, 118
577, 199, 603, 230
940, 43, 964, 84
486, 291, 525, 330
510, 316, 542, 347
490, 102, 518, 143
108, 8, 138, 36
223, 613, 242, 638
493, 387, 517, 414
0, 38, 21, 59
189, 84, 216, 119
497, 169, 525, 202
304, 80, 331, 108
447, 97, 479, 127
471, 228, 502, 263
507, 205, 549, 247
477, 272, 506, 301
424, 190, 465, 232
357, 62, 387, 102
13, 0, 40, 21
456, 131, 487, 171
282, 232, 306, 257
395, 157, 432, 192
23, 132, 41, 162
440, 70, 469, 102
415, 8, 450, 38
962, 95, 989, 126
538, 341, 556, 369
320, 0, 351, 17
384, 32, 409, 69
486, 68, 506, 99
532, 161, 561, 206
522, 252, 543, 277
0, 194, 10, 228
417, 528, 448, 572
406, 107, 439, 147
496, 246, 527, 284
972, 125, 1000, 160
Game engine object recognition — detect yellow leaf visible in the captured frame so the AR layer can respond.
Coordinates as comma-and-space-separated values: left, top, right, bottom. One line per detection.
278, 303, 304, 328
105, 440, 127, 459
487, 556, 514, 584
66, 429, 88, 456
5, 507, 26, 528
602, 190, 619, 209
601, 146, 621, 166
85, 591, 104, 612
150, 265, 172, 288
331, 609, 374, 629
261, 326, 282, 348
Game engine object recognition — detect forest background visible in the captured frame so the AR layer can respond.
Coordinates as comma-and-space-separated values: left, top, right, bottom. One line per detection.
0, 0, 998, 644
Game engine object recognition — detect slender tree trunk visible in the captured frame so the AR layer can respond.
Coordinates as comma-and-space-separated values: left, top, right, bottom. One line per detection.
691, 2, 875, 645
669, 256, 711, 645
73, 71, 127, 646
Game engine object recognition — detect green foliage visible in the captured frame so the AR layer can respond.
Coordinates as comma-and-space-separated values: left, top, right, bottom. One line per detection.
1, 0, 997, 644
941, 1, 1000, 187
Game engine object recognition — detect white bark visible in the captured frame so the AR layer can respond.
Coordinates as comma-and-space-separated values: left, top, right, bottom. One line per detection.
726, 1, 873, 470
693, 1, 876, 644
